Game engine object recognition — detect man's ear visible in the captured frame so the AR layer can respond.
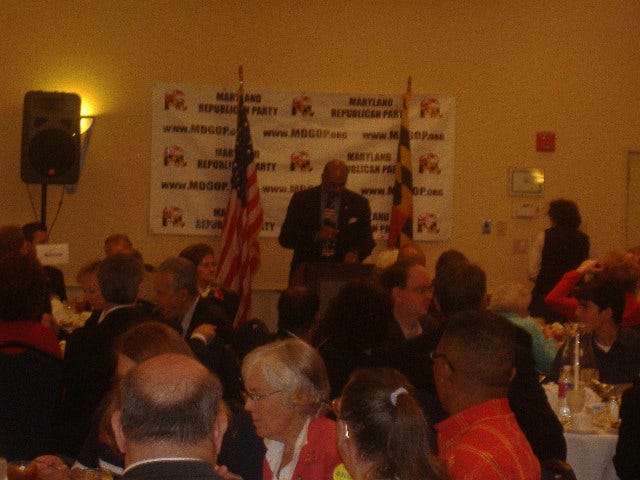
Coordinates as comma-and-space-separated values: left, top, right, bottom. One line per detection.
212, 409, 229, 455
111, 410, 128, 454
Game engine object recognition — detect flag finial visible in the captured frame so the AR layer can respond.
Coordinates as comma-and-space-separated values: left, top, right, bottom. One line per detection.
238, 66, 244, 96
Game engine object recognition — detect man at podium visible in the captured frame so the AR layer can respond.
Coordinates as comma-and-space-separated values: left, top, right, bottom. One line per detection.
279, 159, 375, 283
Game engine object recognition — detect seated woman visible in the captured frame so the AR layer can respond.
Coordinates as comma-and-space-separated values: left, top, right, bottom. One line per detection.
490, 282, 559, 375
0, 251, 63, 460
336, 367, 444, 480
241, 338, 340, 480
545, 250, 640, 328
179, 243, 240, 321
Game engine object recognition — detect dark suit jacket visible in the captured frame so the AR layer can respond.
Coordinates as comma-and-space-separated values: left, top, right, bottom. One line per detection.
57, 305, 147, 456
614, 383, 640, 480
185, 296, 234, 345
278, 185, 375, 278
121, 459, 222, 480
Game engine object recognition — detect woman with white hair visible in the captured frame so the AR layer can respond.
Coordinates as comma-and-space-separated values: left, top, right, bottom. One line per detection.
490, 282, 559, 375
241, 338, 340, 480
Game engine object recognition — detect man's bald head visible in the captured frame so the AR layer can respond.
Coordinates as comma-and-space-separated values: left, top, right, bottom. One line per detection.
118, 353, 222, 445
321, 160, 349, 195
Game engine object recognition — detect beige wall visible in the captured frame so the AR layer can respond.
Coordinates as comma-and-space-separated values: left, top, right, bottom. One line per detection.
2, 1, 639, 303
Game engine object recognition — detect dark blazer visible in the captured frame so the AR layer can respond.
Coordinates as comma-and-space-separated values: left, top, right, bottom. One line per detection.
279, 185, 375, 278
614, 383, 640, 480
121, 459, 222, 480
56, 305, 147, 456
185, 296, 234, 345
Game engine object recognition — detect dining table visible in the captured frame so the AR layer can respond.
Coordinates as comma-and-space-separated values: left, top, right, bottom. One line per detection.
564, 428, 619, 480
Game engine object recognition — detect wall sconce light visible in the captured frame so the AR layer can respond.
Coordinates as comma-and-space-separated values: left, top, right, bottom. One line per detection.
65, 114, 96, 193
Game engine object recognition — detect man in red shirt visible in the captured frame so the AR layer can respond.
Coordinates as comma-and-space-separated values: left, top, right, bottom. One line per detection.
433, 310, 540, 480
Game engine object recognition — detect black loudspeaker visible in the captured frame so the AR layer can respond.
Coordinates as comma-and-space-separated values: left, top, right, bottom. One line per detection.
21, 91, 81, 184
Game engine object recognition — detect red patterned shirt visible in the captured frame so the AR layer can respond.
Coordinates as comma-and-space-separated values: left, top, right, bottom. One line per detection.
436, 398, 540, 480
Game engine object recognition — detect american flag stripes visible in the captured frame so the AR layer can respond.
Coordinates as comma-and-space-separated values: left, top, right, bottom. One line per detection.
215, 87, 264, 328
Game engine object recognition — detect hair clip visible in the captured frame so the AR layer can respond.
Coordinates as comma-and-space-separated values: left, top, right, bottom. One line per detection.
390, 387, 408, 406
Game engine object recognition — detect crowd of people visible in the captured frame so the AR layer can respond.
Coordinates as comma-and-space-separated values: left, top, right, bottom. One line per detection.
2, 186, 640, 480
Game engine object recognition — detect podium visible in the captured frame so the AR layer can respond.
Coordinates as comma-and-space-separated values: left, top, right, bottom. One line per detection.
291, 262, 374, 317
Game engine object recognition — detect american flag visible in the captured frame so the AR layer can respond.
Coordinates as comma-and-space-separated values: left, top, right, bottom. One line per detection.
388, 82, 414, 248
215, 87, 263, 328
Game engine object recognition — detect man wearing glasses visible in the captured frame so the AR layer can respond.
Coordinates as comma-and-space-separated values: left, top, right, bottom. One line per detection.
432, 310, 540, 480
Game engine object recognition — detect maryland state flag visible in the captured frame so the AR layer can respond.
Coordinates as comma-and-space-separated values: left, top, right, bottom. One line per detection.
387, 81, 413, 248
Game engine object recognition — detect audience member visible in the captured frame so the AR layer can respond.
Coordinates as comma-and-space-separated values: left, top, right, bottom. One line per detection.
551, 275, 640, 384
433, 310, 540, 480
546, 251, 640, 328
433, 261, 487, 319
110, 353, 228, 480
314, 279, 393, 398
337, 368, 444, 480
179, 243, 240, 322
279, 159, 375, 282
153, 257, 233, 345
0, 251, 60, 357
73, 260, 105, 326
22, 222, 67, 302
276, 285, 319, 342
72, 321, 195, 476
613, 383, 640, 480
104, 233, 133, 257
397, 241, 427, 266
233, 318, 273, 361
432, 262, 566, 463
57, 253, 147, 456
0, 251, 62, 460
426, 249, 469, 333
377, 261, 441, 400
529, 199, 590, 323
0, 225, 29, 256
241, 338, 341, 480
490, 282, 559, 375
152, 257, 241, 403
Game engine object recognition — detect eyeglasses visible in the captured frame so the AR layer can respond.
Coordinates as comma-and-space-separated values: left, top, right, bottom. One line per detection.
430, 350, 455, 372
241, 389, 282, 402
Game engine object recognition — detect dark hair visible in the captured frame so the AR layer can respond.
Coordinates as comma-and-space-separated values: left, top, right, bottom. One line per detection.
233, 318, 273, 361
378, 261, 411, 292
548, 199, 582, 229
340, 368, 443, 480
0, 225, 26, 257
76, 259, 102, 283
157, 257, 198, 296
119, 355, 222, 444
21, 222, 46, 243
277, 285, 319, 336
434, 249, 468, 276
434, 262, 486, 317
115, 321, 193, 363
179, 243, 215, 266
440, 310, 516, 388
97, 253, 144, 304
573, 276, 626, 325
315, 279, 392, 349
0, 252, 47, 322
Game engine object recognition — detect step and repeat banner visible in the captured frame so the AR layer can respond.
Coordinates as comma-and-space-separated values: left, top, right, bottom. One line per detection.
151, 83, 455, 240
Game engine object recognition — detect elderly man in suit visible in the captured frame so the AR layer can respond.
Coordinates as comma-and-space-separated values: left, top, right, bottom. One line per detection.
111, 353, 228, 480
279, 159, 375, 282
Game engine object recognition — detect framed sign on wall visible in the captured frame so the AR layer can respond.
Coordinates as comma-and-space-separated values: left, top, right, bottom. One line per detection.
509, 167, 544, 196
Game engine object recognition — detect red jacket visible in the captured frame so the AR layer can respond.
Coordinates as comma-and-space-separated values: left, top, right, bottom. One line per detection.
262, 417, 340, 480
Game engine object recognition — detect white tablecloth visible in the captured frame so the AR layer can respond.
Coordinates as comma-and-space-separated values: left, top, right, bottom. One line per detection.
565, 430, 619, 480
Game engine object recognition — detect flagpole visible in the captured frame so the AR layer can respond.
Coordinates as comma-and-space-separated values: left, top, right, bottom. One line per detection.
239, 66, 244, 93
407, 76, 412, 93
